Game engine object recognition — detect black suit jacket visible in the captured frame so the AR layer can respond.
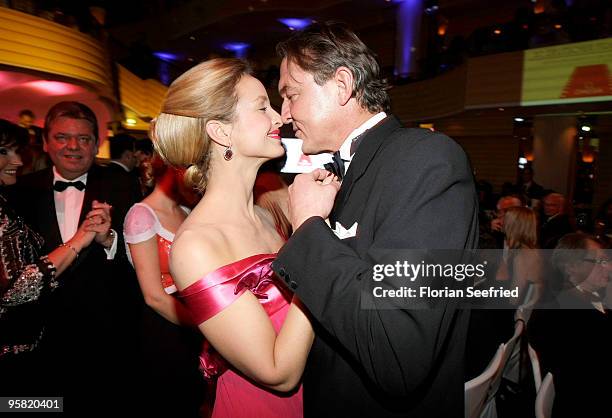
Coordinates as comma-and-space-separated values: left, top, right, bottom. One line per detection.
106, 161, 143, 204
13, 165, 143, 402
540, 214, 573, 249
273, 116, 478, 418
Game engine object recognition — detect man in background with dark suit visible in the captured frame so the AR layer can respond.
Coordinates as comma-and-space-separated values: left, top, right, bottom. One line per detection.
107, 133, 143, 205
272, 22, 478, 418
541, 192, 574, 249
14, 102, 142, 411
108, 133, 137, 174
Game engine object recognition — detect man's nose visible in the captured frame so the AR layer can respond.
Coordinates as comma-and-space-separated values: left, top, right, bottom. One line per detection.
66, 136, 80, 149
281, 100, 292, 125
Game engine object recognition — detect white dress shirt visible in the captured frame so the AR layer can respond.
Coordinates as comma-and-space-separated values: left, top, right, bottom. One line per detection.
338, 112, 387, 173
53, 167, 117, 259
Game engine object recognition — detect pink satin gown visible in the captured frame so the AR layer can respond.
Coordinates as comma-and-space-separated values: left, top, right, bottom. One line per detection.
178, 254, 303, 418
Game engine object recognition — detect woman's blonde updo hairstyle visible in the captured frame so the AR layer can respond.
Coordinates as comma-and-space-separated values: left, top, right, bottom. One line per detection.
150, 58, 252, 191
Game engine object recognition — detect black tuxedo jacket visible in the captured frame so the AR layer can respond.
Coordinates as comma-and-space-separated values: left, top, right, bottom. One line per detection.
13, 164, 143, 401
106, 161, 143, 203
273, 116, 478, 417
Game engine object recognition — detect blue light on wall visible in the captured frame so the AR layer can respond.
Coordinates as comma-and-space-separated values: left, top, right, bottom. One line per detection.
223, 42, 250, 59
153, 52, 180, 61
395, 0, 424, 78
158, 61, 171, 86
278, 18, 313, 30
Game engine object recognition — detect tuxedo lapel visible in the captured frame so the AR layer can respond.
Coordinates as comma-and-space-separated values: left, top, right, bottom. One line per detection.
79, 166, 99, 225
331, 116, 403, 221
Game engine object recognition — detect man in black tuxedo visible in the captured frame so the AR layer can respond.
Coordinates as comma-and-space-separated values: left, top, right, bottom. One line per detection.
14, 102, 142, 410
541, 192, 574, 249
272, 23, 478, 417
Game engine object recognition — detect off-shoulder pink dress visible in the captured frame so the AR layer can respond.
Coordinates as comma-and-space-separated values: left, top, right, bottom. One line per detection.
178, 254, 303, 418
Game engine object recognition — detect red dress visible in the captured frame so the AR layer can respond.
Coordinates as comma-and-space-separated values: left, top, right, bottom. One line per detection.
179, 254, 303, 418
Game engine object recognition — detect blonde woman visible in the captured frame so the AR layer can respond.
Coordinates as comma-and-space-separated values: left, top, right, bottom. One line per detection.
496, 206, 545, 307
151, 58, 329, 418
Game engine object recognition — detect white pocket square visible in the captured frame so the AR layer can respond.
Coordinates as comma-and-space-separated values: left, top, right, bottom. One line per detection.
332, 221, 358, 239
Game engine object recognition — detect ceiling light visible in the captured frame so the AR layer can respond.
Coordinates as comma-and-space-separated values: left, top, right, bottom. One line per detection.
126, 118, 137, 126
153, 52, 179, 61
278, 18, 313, 30
25, 80, 81, 95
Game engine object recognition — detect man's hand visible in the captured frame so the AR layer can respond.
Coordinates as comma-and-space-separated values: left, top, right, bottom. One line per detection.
490, 217, 503, 232
85, 200, 113, 247
288, 169, 341, 230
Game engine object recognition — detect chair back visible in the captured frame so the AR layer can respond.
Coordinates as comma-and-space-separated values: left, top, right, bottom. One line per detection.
465, 343, 506, 418
535, 372, 555, 418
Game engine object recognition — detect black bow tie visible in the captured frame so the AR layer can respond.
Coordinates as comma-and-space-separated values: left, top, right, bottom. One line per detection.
53, 180, 86, 192
324, 151, 346, 181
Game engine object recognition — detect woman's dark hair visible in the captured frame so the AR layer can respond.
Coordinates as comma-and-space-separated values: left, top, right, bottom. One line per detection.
277, 21, 390, 113
0, 119, 28, 150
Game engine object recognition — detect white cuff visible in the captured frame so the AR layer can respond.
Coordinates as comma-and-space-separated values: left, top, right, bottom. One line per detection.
104, 229, 118, 260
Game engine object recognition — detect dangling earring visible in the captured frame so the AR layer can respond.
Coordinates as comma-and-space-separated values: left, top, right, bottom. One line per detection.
223, 144, 233, 161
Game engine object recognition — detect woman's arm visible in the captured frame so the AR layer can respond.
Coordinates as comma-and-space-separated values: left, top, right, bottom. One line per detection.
2, 216, 95, 306
129, 237, 193, 326
171, 230, 314, 391
201, 292, 313, 391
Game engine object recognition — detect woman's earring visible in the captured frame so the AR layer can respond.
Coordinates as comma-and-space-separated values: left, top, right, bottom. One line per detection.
223, 145, 233, 161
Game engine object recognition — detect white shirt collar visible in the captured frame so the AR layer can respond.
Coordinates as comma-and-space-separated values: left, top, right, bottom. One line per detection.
338, 112, 387, 161
53, 166, 88, 185
109, 160, 130, 172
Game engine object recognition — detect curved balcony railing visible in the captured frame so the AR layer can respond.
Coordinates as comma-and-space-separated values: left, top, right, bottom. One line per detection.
0, 7, 113, 98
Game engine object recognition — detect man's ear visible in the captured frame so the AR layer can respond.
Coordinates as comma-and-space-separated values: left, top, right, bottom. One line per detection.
334, 67, 355, 106
43, 137, 48, 153
206, 120, 230, 146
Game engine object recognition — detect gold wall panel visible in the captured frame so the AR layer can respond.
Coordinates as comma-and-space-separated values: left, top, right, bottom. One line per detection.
0, 7, 113, 97
118, 64, 167, 124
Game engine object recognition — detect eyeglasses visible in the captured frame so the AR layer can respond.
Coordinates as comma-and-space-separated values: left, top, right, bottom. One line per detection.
583, 258, 610, 266
52, 133, 95, 145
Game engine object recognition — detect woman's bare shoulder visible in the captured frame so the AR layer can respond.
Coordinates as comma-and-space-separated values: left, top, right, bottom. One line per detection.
170, 224, 233, 289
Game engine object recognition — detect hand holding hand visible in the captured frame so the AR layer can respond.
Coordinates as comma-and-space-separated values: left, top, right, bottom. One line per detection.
86, 200, 114, 247
69, 217, 97, 252
288, 169, 341, 230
